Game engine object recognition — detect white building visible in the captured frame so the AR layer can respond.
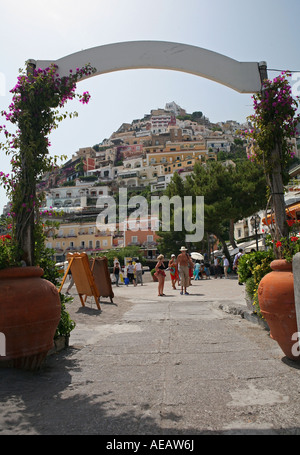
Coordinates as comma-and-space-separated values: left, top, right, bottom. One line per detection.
44, 182, 110, 212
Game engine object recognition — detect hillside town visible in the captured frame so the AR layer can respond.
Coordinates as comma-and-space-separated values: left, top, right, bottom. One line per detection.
4, 101, 299, 264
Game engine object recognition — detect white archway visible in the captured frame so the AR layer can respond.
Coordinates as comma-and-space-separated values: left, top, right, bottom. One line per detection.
30, 41, 267, 94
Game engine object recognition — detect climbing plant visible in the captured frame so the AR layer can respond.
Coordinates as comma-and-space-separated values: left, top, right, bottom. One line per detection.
0, 62, 96, 266
243, 72, 300, 247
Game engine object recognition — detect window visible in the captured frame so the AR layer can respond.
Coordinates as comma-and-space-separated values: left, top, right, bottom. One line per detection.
89, 240, 93, 248
131, 236, 138, 244
81, 241, 85, 248
147, 235, 153, 242
103, 240, 108, 247
96, 240, 100, 248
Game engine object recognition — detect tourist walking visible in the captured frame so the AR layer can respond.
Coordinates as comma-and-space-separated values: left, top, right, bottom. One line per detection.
168, 254, 179, 289
214, 256, 222, 279
134, 259, 143, 285
193, 261, 201, 280
176, 246, 194, 295
66, 271, 74, 295
155, 254, 166, 296
223, 255, 230, 279
204, 260, 211, 279
113, 259, 121, 286
127, 261, 137, 286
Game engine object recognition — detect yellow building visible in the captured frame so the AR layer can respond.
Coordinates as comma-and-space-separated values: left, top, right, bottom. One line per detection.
45, 221, 114, 261
144, 141, 216, 174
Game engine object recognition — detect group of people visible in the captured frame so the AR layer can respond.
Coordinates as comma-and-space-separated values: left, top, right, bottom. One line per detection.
155, 246, 245, 296
155, 246, 196, 296
112, 247, 245, 296
113, 258, 143, 287
193, 260, 211, 280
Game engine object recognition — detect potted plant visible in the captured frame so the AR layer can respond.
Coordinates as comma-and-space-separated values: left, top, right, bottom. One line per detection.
0, 62, 94, 369
258, 235, 300, 360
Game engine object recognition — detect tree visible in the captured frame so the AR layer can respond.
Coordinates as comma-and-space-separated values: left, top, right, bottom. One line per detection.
156, 159, 267, 260
157, 172, 187, 255
185, 160, 267, 256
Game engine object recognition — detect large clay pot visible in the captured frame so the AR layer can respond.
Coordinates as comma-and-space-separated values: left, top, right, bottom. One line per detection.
0, 266, 61, 370
258, 259, 299, 361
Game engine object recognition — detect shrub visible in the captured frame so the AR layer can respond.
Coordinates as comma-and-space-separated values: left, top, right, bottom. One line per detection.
238, 249, 275, 317
55, 293, 76, 338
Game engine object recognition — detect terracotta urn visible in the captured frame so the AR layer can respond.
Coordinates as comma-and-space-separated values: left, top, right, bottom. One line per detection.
0, 266, 61, 370
258, 259, 299, 361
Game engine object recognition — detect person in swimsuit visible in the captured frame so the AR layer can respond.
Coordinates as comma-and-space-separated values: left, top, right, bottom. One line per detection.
155, 254, 166, 296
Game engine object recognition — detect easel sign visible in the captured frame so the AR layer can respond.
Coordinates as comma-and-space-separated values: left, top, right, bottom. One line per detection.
59, 253, 101, 310
90, 257, 114, 304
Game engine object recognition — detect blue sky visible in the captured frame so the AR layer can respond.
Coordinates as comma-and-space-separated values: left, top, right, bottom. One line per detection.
0, 0, 300, 212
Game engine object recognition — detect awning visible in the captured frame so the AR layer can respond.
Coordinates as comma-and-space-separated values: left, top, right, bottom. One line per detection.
262, 202, 300, 225
228, 239, 265, 255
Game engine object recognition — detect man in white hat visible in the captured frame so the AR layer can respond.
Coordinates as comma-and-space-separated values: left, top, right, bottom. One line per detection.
176, 247, 194, 295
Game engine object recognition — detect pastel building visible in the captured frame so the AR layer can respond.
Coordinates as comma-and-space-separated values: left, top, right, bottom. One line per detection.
45, 221, 114, 262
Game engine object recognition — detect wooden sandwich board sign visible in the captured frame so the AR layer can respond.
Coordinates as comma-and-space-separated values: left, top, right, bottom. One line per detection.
59, 252, 101, 310
90, 257, 114, 304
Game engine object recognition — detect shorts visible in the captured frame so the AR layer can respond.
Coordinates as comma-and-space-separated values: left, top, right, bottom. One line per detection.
178, 265, 189, 287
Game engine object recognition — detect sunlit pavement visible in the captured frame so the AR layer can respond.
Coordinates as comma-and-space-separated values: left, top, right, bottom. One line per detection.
1, 272, 300, 435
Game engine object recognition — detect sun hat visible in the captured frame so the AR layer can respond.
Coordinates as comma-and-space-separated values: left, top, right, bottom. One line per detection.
171, 254, 175, 257
180, 246, 187, 251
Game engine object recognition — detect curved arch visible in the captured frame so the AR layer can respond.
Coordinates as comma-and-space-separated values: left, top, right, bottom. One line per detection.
32, 41, 266, 94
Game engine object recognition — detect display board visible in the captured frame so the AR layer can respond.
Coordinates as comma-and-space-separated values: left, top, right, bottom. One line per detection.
90, 257, 114, 304
59, 253, 101, 310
